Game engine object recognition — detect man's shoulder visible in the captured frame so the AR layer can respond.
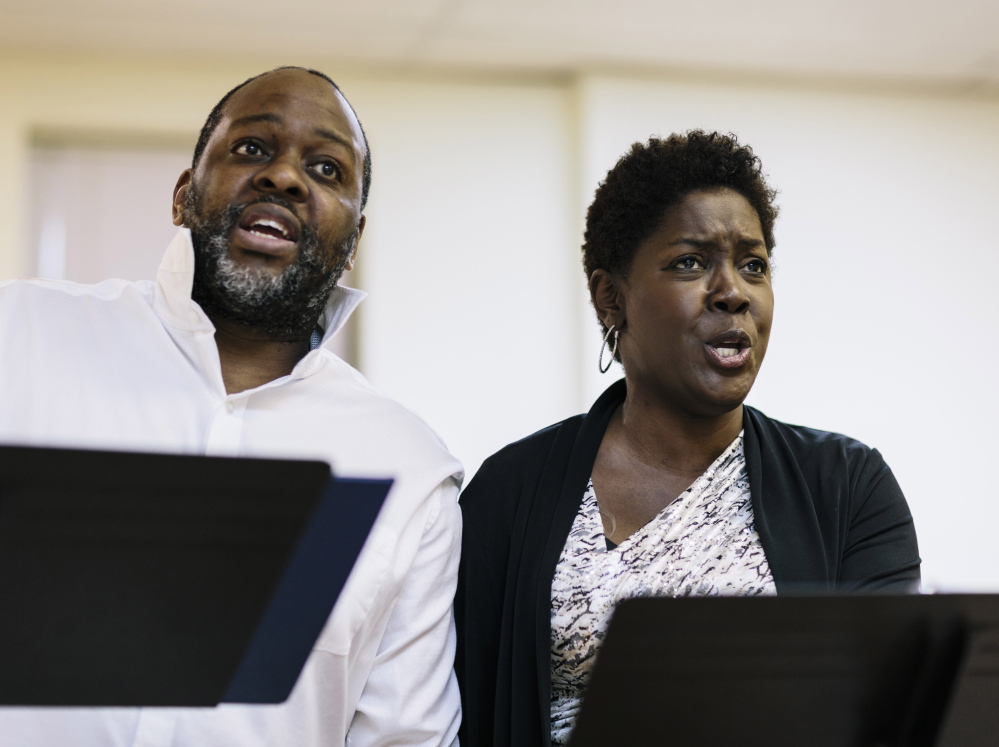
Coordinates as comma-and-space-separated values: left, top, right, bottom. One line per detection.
312, 354, 463, 479
0, 277, 160, 352
0, 276, 155, 307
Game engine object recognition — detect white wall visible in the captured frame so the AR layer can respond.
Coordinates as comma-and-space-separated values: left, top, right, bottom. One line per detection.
348, 80, 581, 479
576, 75, 999, 591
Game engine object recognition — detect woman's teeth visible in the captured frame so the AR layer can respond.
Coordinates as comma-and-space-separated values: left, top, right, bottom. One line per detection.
715, 346, 740, 358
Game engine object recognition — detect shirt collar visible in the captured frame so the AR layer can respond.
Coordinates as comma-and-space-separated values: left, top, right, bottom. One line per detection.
153, 227, 366, 348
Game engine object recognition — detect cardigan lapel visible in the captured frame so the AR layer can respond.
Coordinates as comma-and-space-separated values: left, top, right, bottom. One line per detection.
513, 385, 831, 746
743, 405, 831, 592
529, 379, 626, 747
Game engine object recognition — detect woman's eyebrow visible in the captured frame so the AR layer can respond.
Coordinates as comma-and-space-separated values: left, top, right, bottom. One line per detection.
666, 237, 765, 248
667, 238, 714, 248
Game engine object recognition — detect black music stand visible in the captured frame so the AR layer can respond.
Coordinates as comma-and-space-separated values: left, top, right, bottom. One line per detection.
569, 595, 999, 747
0, 444, 392, 706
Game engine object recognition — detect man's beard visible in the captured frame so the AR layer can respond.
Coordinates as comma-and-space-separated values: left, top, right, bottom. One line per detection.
184, 187, 357, 339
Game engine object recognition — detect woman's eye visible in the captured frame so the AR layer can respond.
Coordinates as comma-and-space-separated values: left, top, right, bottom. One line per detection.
672, 256, 703, 271
234, 142, 263, 156
745, 258, 768, 274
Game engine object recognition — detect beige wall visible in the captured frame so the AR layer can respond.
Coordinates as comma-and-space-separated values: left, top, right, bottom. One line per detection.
4, 50, 999, 590
0, 53, 254, 277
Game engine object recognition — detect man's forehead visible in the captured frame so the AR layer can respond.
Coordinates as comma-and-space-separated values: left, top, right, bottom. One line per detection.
219, 70, 364, 151
227, 70, 344, 122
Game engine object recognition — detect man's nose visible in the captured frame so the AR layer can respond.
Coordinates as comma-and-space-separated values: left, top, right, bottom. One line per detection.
253, 156, 309, 201
709, 265, 750, 314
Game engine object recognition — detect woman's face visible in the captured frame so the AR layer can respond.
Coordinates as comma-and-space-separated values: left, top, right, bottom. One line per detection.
604, 187, 774, 417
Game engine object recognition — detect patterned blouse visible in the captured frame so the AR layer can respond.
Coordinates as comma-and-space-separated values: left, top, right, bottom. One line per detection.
549, 433, 776, 745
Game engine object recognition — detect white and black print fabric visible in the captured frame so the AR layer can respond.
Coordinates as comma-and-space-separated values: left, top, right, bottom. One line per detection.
549, 433, 776, 746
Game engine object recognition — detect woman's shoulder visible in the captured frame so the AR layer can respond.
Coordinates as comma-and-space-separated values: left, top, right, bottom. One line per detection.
744, 405, 884, 468
744, 407, 900, 508
460, 414, 585, 512
485, 414, 584, 467
744, 407, 919, 593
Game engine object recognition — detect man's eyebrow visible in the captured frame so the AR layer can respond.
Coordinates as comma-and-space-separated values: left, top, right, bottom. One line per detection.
229, 112, 283, 129
229, 114, 355, 154
312, 128, 355, 152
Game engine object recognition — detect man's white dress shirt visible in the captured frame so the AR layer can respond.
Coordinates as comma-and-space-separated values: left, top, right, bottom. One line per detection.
0, 229, 464, 747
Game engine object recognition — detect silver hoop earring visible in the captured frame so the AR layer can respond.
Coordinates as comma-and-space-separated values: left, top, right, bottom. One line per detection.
598, 324, 619, 374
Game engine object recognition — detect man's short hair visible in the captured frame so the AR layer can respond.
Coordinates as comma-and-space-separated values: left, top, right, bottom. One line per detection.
191, 66, 372, 210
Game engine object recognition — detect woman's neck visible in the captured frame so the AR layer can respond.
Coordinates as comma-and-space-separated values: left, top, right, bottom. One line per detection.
615, 382, 744, 477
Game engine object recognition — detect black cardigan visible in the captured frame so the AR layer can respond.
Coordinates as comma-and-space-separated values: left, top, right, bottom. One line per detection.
455, 379, 921, 747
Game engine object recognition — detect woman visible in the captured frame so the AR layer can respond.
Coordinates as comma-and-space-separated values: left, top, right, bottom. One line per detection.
455, 131, 920, 747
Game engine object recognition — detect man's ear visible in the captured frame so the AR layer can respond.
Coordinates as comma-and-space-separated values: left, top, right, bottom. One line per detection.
589, 269, 626, 331
344, 214, 365, 272
172, 169, 193, 227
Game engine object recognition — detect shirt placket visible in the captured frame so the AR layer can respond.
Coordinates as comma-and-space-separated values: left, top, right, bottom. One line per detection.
127, 397, 249, 744
131, 709, 179, 747
205, 394, 249, 456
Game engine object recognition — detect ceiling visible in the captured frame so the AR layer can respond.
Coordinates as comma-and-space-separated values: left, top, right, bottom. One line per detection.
2, 0, 999, 88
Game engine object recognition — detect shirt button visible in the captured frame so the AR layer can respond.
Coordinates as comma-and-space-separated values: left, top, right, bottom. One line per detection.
226, 400, 235, 413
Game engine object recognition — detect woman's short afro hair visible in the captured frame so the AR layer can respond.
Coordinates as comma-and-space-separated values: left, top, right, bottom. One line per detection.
582, 130, 778, 282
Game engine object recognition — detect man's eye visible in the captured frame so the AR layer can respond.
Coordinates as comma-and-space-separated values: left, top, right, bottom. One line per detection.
745, 258, 768, 274
234, 142, 263, 156
311, 161, 340, 178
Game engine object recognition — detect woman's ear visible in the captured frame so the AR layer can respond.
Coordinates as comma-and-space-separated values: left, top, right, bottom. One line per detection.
589, 269, 626, 331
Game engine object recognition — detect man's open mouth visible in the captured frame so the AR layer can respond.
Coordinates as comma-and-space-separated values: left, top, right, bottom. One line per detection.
246, 217, 293, 241
237, 203, 301, 248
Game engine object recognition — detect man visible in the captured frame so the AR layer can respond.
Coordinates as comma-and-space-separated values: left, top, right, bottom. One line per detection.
0, 67, 463, 746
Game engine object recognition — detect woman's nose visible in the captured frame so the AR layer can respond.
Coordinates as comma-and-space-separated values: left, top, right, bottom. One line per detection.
710, 266, 750, 314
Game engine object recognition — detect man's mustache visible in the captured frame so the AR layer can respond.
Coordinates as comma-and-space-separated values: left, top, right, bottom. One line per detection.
233, 194, 299, 216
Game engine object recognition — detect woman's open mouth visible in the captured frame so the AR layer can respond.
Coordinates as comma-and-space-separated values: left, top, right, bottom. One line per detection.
704, 329, 752, 369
